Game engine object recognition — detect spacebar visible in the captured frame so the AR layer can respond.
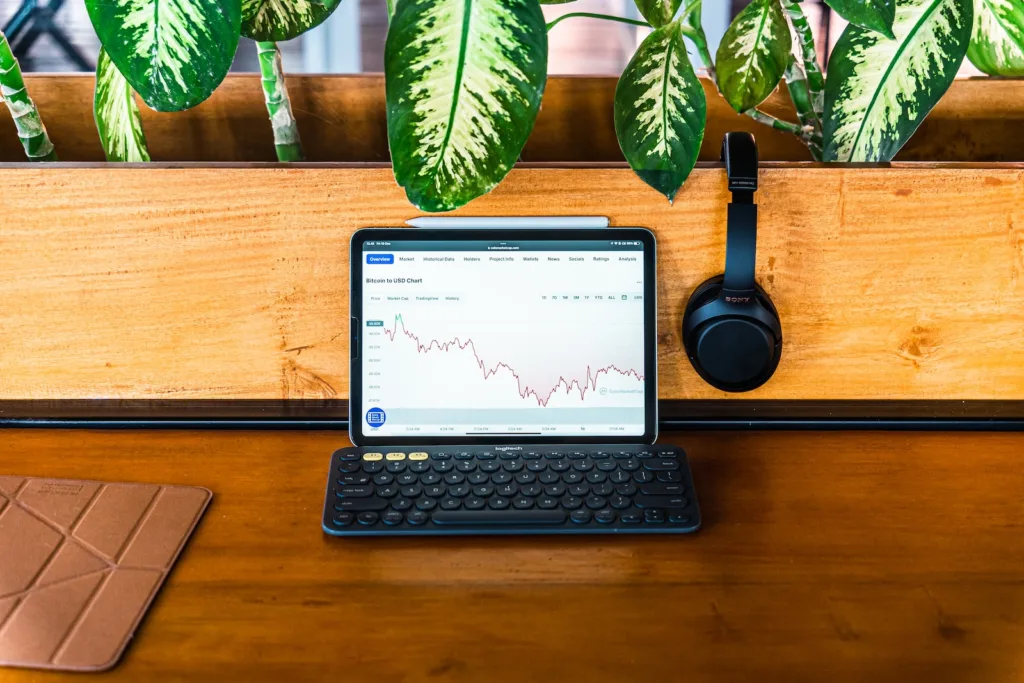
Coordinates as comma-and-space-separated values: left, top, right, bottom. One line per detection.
432, 510, 567, 525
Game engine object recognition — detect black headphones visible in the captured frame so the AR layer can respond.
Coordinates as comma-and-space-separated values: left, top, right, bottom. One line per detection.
682, 132, 782, 392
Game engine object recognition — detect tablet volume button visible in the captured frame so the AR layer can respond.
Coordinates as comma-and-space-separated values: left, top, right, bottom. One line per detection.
351, 317, 359, 359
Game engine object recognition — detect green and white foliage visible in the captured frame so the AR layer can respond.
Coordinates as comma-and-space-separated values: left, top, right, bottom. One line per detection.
0, 30, 56, 160
85, 0, 242, 112
715, 0, 791, 112
824, 0, 972, 162
242, 0, 342, 41
634, 0, 683, 28
615, 21, 706, 202
825, 0, 896, 38
967, 0, 1024, 75
385, 0, 548, 212
94, 48, 151, 162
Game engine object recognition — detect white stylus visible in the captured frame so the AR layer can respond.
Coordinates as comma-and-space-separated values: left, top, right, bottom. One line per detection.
405, 216, 610, 229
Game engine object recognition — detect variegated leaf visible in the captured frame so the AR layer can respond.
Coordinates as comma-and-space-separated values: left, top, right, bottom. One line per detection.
967, 0, 1024, 75
94, 48, 151, 162
242, 0, 341, 41
85, 0, 241, 112
615, 22, 706, 201
825, 0, 896, 38
824, 0, 972, 162
715, 0, 791, 112
385, 0, 548, 212
634, 0, 683, 27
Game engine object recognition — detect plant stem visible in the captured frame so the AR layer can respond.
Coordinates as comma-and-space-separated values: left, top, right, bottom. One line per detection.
784, 57, 823, 160
681, 17, 716, 82
0, 31, 56, 161
257, 41, 304, 162
779, 0, 825, 124
546, 12, 650, 32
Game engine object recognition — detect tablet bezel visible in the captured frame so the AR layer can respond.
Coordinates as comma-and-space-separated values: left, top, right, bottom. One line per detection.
349, 227, 658, 446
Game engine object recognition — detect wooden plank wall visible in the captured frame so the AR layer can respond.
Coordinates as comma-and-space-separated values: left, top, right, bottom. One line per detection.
1, 76, 1022, 164
0, 164, 1021, 401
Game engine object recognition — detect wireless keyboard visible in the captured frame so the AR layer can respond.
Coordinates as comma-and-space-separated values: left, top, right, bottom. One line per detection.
322, 445, 700, 535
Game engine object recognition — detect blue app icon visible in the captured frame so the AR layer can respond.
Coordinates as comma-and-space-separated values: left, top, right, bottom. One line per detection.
366, 407, 386, 426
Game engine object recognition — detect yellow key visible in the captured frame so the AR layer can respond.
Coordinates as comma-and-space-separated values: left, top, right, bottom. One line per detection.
409, 452, 429, 461
385, 452, 406, 461
363, 452, 383, 461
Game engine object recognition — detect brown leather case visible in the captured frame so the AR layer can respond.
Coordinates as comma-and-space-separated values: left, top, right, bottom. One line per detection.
0, 477, 211, 671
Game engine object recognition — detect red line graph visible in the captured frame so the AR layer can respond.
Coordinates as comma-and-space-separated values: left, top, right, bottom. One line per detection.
380, 315, 644, 407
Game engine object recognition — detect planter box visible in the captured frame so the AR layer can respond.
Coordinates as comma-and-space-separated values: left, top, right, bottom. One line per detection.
0, 163, 1021, 409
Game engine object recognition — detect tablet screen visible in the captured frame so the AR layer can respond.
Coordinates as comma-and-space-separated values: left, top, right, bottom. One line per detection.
352, 231, 655, 443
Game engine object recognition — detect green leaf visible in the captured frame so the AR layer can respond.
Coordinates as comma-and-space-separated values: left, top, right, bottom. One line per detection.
94, 48, 151, 162
385, 0, 548, 212
242, 0, 341, 41
967, 0, 1024, 75
825, 0, 896, 38
539, 0, 576, 4
824, 0, 972, 162
715, 0, 791, 112
85, 0, 241, 112
634, 0, 682, 27
615, 22, 706, 201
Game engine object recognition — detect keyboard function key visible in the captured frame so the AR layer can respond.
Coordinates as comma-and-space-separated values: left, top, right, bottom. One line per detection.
337, 451, 361, 461
621, 511, 643, 524
335, 497, 388, 512
644, 459, 680, 471
594, 509, 616, 524
409, 452, 429, 461
332, 513, 354, 526
385, 452, 406, 461
357, 512, 379, 525
570, 509, 592, 524
337, 486, 373, 498
341, 474, 372, 486
641, 483, 686, 496
382, 511, 404, 525
644, 509, 665, 524
407, 511, 428, 525
363, 452, 384, 461
669, 511, 691, 524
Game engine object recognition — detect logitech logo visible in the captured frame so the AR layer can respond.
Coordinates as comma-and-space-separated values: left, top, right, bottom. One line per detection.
494, 446, 523, 451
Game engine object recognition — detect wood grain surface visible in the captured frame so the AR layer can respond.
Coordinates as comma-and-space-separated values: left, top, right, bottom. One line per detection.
1, 75, 1022, 163
0, 429, 1022, 682
0, 164, 1022, 401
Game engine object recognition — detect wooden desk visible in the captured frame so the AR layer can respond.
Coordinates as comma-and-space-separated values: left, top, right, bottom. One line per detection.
1, 430, 1022, 682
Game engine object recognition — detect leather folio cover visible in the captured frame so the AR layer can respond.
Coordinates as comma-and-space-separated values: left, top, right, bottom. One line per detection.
0, 477, 211, 672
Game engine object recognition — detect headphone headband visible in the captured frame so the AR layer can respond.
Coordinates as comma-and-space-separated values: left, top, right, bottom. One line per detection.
721, 133, 759, 295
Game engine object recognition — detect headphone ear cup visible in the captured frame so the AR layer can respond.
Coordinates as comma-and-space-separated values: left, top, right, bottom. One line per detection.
682, 277, 782, 392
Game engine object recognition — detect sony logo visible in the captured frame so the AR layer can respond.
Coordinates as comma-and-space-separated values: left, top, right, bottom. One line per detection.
725, 296, 751, 303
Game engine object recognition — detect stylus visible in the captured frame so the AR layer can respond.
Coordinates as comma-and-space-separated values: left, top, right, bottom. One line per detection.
405, 216, 610, 229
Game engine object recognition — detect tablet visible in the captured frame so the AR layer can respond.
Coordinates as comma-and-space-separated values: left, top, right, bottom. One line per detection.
348, 228, 658, 446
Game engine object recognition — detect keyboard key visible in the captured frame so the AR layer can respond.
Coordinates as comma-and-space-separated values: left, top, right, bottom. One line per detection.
465, 496, 487, 510
409, 452, 429, 461
337, 451, 361, 461
398, 473, 418, 486
644, 509, 665, 523
480, 460, 501, 472
544, 452, 564, 460
585, 495, 607, 510
420, 472, 441, 485
596, 460, 617, 472
586, 471, 607, 484
621, 511, 643, 523
448, 484, 470, 498
592, 452, 610, 460
357, 512, 379, 525
477, 452, 497, 460
363, 453, 383, 462
377, 485, 399, 498
444, 472, 465, 485
572, 460, 594, 473
407, 511, 428, 525
489, 497, 511, 510
656, 450, 679, 459
338, 486, 374, 498
636, 451, 654, 459
467, 472, 488, 485
371, 473, 392, 485
456, 461, 477, 473
569, 483, 589, 497
634, 495, 687, 509
473, 485, 494, 497
593, 482, 614, 497
613, 452, 633, 460
492, 472, 513, 485
609, 495, 631, 509
537, 496, 559, 509
335, 497, 388, 512
433, 461, 454, 473
392, 498, 413, 511
401, 485, 422, 498
545, 484, 566, 497
561, 496, 583, 510
550, 459, 570, 472
440, 497, 462, 510
568, 451, 587, 460
644, 459, 680, 471
383, 511, 404, 526
515, 471, 536, 484
496, 483, 517, 497
502, 460, 524, 472
332, 513, 354, 526
416, 498, 437, 511
521, 483, 542, 497
610, 471, 631, 484
425, 485, 446, 497
595, 509, 616, 524
563, 471, 584, 484
641, 483, 686, 496
615, 482, 638, 496
656, 471, 683, 482
432, 452, 452, 460
498, 451, 519, 460
523, 452, 541, 460
455, 452, 474, 460
341, 474, 372, 486
338, 462, 360, 473
633, 470, 654, 483
409, 461, 430, 473
669, 511, 691, 524
539, 471, 560, 484
385, 452, 406, 461
621, 459, 640, 472
570, 509, 592, 524
526, 460, 547, 472
432, 510, 567, 525
386, 461, 407, 473
513, 497, 534, 509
